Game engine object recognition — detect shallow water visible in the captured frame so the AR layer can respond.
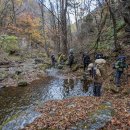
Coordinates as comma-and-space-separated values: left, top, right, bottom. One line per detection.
0, 68, 93, 128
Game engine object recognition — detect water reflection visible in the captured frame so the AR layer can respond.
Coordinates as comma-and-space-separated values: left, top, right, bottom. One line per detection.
82, 81, 89, 92
63, 79, 74, 95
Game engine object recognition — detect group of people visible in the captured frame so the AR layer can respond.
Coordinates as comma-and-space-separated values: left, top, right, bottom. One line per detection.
51, 50, 129, 97
51, 50, 75, 68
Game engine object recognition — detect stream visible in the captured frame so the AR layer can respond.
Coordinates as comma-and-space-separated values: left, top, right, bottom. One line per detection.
0, 68, 94, 129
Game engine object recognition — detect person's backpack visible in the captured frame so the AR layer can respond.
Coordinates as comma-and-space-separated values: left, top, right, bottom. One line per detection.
114, 60, 127, 71
113, 55, 127, 70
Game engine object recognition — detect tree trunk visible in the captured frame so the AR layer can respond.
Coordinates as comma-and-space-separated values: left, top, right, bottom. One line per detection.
60, 0, 68, 56
120, 0, 130, 45
74, 2, 78, 32
39, 0, 49, 57
11, 0, 16, 25
106, 0, 118, 50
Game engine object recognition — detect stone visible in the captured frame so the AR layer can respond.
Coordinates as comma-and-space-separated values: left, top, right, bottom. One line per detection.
0, 61, 9, 66
0, 78, 4, 82
15, 70, 22, 75
57, 64, 64, 69
35, 58, 44, 64
0, 83, 6, 88
1, 110, 41, 130
18, 81, 28, 87
70, 102, 113, 130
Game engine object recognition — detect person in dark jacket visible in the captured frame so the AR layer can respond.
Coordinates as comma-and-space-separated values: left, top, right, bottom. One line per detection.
51, 54, 57, 67
68, 52, 74, 68
114, 55, 128, 87
82, 52, 90, 71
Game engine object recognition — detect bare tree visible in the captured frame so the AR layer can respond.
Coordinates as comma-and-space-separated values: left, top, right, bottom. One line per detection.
106, 0, 119, 50
48, 0, 60, 53
119, 0, 130, 45
0, 0, 11, 26
10, 0, 16, 25
60, 0, 68, 55
38, 0, 49, 57
68, 0, 81, 32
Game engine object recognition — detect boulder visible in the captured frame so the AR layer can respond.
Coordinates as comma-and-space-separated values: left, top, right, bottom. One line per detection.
0, 72, 8, 79
0, 61, 10, 66
70, 102, 113, 130
57, 64, 64, 69
18, 81, 28, 87
35, 58, 44, 64
0, 83, 6, 88
15, 70, 22, 75
0, 78, 4, 81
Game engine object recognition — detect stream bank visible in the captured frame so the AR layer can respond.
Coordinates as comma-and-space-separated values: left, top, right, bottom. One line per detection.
0, 58, 51, 88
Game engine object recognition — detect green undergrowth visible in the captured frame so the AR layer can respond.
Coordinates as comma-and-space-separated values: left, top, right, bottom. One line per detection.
0, 35, 19, 54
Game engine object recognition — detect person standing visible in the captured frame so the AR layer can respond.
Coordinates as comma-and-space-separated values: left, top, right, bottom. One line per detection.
51, 54, 57, 67
114, 55, 128, 87
82, 52, 90, 71
68, 51, 74, 68
92, 58, 107, 97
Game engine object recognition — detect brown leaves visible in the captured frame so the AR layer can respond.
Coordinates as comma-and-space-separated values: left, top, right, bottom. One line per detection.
111, 118, 121, 126
128, 121, 130, 126
23, 82, 130, 130
23, 97, 103, 130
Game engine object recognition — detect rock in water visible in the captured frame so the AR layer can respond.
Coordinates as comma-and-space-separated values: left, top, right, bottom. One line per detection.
57, 64, 63, 69
2, 110, 41, 130
15, 70, 22, 75
35, 58, 44, 64
70, 102, 113, 130
18, 81, 28, 87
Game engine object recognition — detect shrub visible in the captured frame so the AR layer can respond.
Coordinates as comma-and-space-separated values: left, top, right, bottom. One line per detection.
0, 35, 19, 54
